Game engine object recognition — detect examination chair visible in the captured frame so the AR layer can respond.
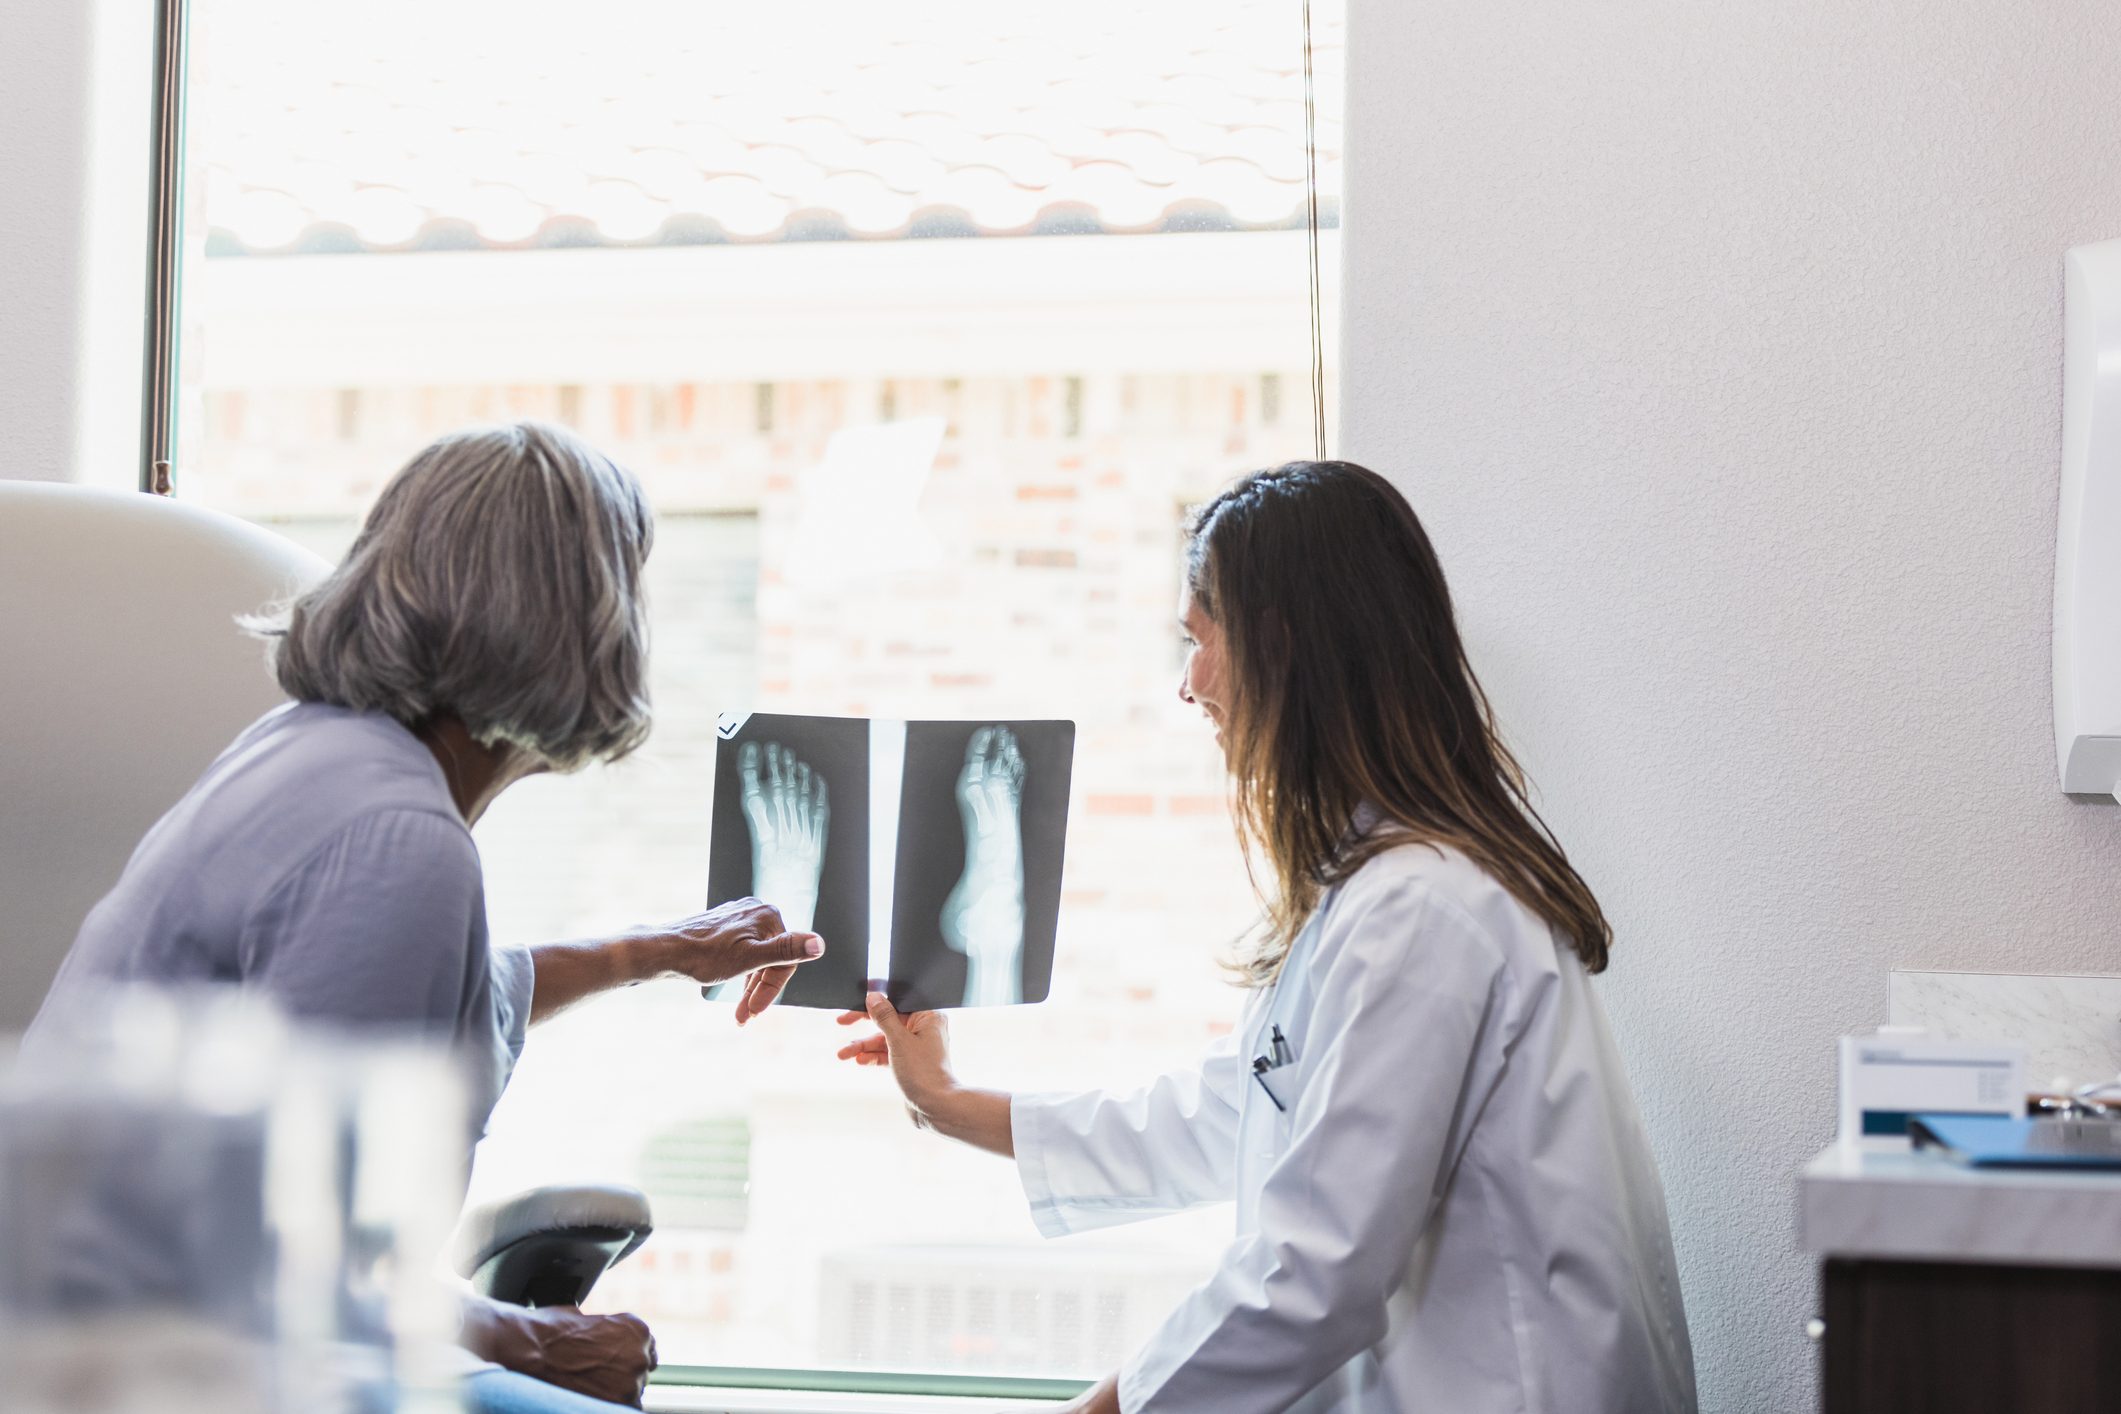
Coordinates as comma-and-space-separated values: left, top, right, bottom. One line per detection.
0, 480, 649, 1308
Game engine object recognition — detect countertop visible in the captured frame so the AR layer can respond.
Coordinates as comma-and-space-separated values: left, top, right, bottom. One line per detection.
1801, 1144, 2121, 1268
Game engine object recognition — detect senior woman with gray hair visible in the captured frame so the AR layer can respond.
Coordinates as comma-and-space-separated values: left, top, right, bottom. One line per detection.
30, 422, 816, 1411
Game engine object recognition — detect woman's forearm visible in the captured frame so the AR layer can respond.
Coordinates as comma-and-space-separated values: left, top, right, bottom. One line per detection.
527, 934, 667, 1023
526, 899, 821, 1024
912, 1083, 1016, 1158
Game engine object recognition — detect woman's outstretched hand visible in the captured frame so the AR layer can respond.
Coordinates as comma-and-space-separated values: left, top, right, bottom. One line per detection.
657, 897, 824, 1024
527, 898, 823, 1027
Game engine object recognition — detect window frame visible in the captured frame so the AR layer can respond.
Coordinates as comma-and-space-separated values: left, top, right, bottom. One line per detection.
652, 1367, 1089, 1401
142, 0, 191, 496
155, 0, 1337, 1394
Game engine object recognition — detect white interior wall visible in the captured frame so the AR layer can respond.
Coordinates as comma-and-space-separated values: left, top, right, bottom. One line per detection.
0, 0, 149, 488
1340, 3, 2121, 1409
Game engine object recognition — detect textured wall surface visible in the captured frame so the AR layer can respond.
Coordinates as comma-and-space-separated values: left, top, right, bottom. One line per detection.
0, 0, 147, 487
1341, 3, 2121, 1409
0, 0, 95, 481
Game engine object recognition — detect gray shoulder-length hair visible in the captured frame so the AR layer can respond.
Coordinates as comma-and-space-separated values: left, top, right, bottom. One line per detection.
247, 421, 655, 772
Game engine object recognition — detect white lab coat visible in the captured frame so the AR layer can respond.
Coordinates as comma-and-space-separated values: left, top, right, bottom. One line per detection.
1012, 839, 1697, 1414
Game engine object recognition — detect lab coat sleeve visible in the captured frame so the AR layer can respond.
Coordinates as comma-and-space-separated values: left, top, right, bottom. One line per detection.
1013, 1029, 1250, 1238
1118, 878, 1507, 1413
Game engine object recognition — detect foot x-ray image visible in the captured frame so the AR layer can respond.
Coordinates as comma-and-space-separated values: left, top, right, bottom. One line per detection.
942, 728, 1027, 1005
704, 714, 871, 1010
890, 720, 1071, 1012
739, 740, 830, 935
704, 712, 1074, 1012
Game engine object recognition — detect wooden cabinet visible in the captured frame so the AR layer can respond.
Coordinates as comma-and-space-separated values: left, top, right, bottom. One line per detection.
1820, 1258, 2121, 1413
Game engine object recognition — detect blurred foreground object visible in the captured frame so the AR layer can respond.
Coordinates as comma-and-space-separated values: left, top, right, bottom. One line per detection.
0, 986, 467, 1414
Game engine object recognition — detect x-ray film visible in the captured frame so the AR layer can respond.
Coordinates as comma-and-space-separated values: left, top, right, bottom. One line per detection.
705, 712, 1074, 1011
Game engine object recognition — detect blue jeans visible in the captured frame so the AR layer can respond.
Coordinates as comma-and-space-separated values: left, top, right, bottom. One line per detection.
464, 1370, 640, 1414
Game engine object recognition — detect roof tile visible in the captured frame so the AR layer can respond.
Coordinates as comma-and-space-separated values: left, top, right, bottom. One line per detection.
198, 0, 1344, 254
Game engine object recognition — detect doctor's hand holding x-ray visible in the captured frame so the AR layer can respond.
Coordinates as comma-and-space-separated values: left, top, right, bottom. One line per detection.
838, 462, 1697, 1414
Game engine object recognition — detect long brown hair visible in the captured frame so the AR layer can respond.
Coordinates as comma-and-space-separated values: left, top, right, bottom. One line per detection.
1186, 460, 1612, 982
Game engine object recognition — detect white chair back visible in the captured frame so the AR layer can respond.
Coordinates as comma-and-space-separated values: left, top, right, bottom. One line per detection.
0, 484, 327, 1034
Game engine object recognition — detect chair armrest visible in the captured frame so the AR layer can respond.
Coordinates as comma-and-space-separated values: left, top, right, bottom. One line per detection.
452, 1183, 653, 1308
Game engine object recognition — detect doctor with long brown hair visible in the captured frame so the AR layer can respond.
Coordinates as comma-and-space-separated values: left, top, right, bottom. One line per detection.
837, 461, 1696, 1413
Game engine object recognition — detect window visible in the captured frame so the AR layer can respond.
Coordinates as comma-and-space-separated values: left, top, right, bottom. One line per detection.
175, 0, 1342, 1384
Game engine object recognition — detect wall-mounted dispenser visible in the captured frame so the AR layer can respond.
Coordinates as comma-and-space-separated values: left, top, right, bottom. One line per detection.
2056, 240, 2121, 800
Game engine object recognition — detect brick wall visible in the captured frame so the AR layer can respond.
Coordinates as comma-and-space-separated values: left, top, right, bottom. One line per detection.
197, 364, 1318, 1370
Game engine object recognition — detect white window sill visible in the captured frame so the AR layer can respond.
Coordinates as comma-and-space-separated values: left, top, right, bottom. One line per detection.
645, 1389, 1064, 1414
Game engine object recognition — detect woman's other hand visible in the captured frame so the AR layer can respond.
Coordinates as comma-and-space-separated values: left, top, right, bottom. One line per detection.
652, 897, 824, 1024
461, 1297, 658, 1407
835, 991, 954, 1109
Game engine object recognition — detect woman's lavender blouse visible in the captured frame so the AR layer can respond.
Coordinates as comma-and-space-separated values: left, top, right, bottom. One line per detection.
30, 701, 534, 1134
